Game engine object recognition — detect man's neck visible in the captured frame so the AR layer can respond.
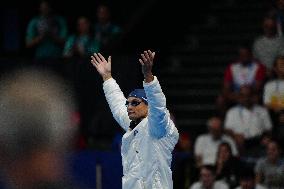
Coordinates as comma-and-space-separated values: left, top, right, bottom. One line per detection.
130, 119, 143, 130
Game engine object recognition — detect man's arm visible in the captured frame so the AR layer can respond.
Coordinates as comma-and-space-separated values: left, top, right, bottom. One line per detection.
140, 50, 178, 139
91, 53, 130, 131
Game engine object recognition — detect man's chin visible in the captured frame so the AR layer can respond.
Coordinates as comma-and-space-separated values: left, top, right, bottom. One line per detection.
128, 115, 138, 121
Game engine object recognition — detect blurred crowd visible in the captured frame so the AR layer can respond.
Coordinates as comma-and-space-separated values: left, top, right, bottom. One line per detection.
2, 0, 284, 188
173, 0, 284, 189
25, 0, 122, 61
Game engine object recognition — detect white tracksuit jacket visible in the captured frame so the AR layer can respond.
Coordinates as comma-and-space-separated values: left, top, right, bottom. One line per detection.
103, 76, 179, 189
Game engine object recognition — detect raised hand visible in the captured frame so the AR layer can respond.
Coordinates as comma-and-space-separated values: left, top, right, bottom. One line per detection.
139, 50, 155, 83
91, 53, 112, 81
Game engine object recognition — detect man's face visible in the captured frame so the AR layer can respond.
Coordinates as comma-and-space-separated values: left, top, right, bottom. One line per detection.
238, 86, 253, 107
239, 48, 252, 64
263, 18, 277, 35
39, 1, 51, 16
97, 5, 110, 23
77, 17, 90, 34
208, 117, 222, 139
267, 142, 280, 162
277, 0, 284, 10
200, 168, 215, 188
126, 97, 148, 121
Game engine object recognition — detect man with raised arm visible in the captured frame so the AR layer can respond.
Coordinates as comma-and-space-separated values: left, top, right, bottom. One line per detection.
91, 50, 179, 189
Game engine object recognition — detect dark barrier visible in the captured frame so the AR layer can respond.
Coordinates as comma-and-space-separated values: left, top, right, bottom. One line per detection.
68, 150, 123, 189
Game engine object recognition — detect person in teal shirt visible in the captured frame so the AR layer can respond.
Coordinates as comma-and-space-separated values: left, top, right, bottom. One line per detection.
26, 0, 67, 60
94, 4, 122, 52
63, 16, 100, 58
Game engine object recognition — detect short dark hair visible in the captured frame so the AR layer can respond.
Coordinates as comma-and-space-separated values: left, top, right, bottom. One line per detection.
200, 165, 216, 175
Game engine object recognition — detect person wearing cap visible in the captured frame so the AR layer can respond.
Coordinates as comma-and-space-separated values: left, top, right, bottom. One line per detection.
91, 50, 179, 189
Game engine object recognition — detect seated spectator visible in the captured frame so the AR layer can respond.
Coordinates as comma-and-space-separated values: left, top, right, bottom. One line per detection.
235, 168, 267, 189
194, 116, 238, 167
26, 0, 67, 61
224, 85, 272, 154
215, 142, 243, 189
217, 44, 266, 115
263, 56, 284, 145
63, 16, 100, 58
190, 165, 229, 189
94, 4, 122, 53
253, 16, 284, 77
264, 56, 284, 111
255, 140, 284, 189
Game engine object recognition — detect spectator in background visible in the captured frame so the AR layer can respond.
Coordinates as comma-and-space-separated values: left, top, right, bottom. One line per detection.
194, 116, 238, 167
255, 140, 284, 189
217, 44, 266, 114
235, 168, 267, 189
253, 16, 284, 78
215, 142, 243, 189
94, 4, 122, 53
0, 68, 77, 189
26, 0, 68, 61
190, 165, 229, 189
263, 56, 284, 146
267, 0, 284, 36
224, 85, 272, 154
63, 16, 100, 59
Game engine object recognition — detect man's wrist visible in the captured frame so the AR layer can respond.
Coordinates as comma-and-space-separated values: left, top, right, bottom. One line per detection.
144, 73, 154, 83
103, 74, 112, 81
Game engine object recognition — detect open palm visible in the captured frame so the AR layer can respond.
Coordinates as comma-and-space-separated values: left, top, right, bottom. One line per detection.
91, 53, 112, 80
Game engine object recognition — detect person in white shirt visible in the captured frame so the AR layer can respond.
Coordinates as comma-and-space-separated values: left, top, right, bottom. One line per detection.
253, 16, 284, 76
90, 50, 179, 189
194, 116, 238, 166
190, 165, 229, 189
263, 56, 284, 146
224, 85, 272, 153
263, 56, 284, 111
255, 140, 284, 189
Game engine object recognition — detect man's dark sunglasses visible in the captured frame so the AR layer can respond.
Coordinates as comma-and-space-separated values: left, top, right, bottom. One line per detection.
125, 100, 142, 107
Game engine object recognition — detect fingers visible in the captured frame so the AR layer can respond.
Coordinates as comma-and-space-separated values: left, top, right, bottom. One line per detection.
98, 53, 106, 62
151, 51, 155, 60
140, 50, 155, 64
147, 50, 155, 61
140, 53, 147, 63
91, 53, 105, 64
108, 56, 111, 64
139, 58, 144, 66
91, 52, 108, 68
91, 56, 99, 68
144, 50, 150, 61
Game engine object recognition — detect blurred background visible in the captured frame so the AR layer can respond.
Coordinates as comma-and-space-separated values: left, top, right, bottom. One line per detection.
2, 0, 284, 189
